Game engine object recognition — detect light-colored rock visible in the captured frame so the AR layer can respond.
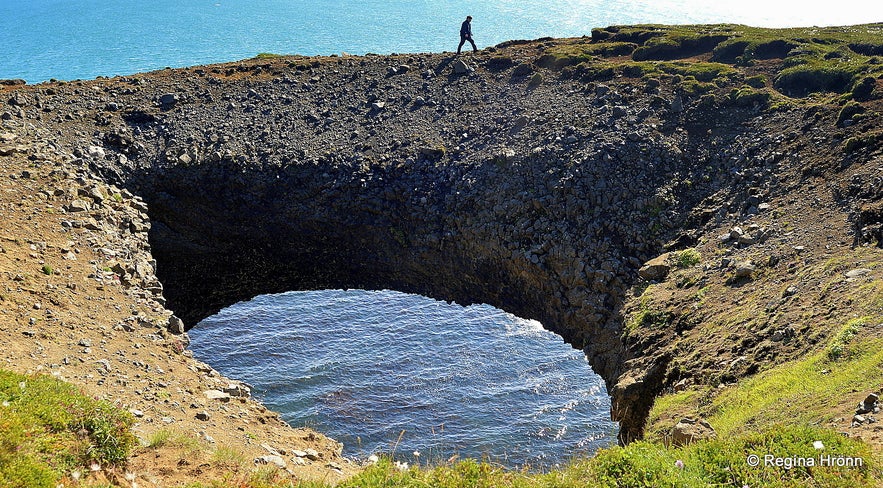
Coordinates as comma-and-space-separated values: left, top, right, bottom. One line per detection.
845, 268, 871, 279
67, 199, 91, 212
639, 253, 671, 281
671, 418, 716, 446
304, 448, 320, 461
86, 145, 105, 159
224, 383, 251, 398
452, 59, 473, 75
255, 455, 287, 468
204, 389, 231, 402
735, 261, 755, 278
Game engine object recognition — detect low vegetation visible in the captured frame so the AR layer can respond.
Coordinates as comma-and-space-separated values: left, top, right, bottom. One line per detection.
0, 369, 136, 487
538, 23, 883, 103
181, 425, 877, 487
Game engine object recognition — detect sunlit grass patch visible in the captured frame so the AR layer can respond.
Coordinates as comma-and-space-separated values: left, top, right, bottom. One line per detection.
0, 370, 136, 487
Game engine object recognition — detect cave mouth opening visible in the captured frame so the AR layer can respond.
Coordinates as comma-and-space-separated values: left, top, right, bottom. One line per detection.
187, 288, 617, 470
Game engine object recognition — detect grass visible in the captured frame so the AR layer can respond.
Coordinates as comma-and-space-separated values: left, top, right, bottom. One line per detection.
142, 427, 203, 453
563, 23, 883, 99
291, 426, 874, 488
645, 319, 883, 441
625, 291, 674, 335
0, 369, 136, 487
675, 248, 701, 268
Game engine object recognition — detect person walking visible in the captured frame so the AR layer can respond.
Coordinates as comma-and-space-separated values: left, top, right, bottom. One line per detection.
457, 15, 477, 55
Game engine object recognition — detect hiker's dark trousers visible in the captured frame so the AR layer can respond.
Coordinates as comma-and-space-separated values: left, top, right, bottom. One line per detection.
458, 35, 477, 54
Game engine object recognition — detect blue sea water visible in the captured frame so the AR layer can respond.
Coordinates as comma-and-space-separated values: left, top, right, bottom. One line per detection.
1, 0, 882, 83
189, 290, 615, 468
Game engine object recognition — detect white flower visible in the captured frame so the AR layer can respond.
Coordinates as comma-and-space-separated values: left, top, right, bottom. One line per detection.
394, 461, 409, 472
413, 450, 420, 458
367, 454, 379, 465
71, 470, 81, 481
89, 462, 101, 472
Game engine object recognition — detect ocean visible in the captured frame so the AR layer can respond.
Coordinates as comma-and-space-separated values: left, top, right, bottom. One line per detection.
189, 290, 615, 468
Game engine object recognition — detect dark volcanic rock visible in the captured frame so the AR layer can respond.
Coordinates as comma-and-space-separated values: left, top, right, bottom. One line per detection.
5, 41, 876, 446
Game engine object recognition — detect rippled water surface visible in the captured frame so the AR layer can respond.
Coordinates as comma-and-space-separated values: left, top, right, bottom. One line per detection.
189, 290, 616, 468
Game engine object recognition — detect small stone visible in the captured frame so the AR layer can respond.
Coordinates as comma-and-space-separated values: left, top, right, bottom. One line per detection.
204, 390, 231, 402
195, 411, 211, 421
86, 145, 105, 159
161, 416, 175, 424
783, 286, 798, 297
737, 234, 756, 245
224, 383, 251, 398
130, 409, 144, 418
160, 93, 178, 106
452, 59, 473, 75
304, 448, 320, 461
853, 414, 866, 425
845, 268, 872, 279
67, 199, 91, 212
735, 261, 755, 278
255, 455, 287, 468
78, 339, 92, 347
292, 449, 308, 458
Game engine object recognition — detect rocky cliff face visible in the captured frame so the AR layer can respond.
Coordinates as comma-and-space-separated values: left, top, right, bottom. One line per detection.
3, 30, 882, 446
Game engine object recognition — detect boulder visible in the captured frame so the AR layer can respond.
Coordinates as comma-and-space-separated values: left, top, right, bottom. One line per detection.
857, 393, 880, 414
638, 253, 671, 281
671, 418, 716, 446
204, 390, 231, 402
160, 93, 179, 106
167, 315, 186, 334
452, 59, 473, 75
255, 455, 287, 468
735, 261, 755, 278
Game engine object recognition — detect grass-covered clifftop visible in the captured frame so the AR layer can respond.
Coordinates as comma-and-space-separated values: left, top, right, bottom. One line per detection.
1, 23, 883, 487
